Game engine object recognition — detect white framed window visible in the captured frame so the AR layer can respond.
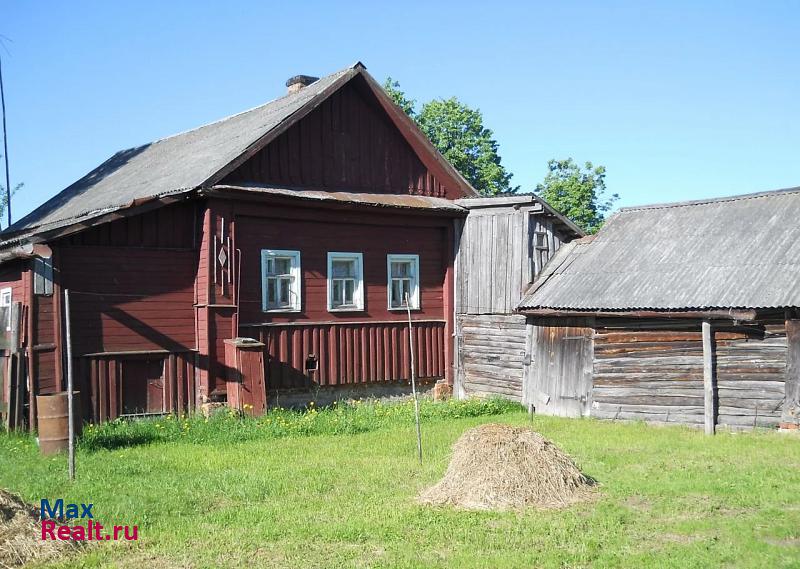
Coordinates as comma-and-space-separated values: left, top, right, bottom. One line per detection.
261, 250, 301, 312
387, 254, 420, 310
0, 287, 11, 331
327, 252, 364, 311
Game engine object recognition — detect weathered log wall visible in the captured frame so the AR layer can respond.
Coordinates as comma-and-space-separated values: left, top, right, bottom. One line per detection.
591, 320, 787, 429
456, 314, 526, 401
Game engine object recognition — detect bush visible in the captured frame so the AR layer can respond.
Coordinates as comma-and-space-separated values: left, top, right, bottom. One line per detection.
78, 397, 522, 452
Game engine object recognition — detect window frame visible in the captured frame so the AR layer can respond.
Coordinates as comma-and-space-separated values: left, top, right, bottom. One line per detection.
0, 287, 11, 332
327, 252, 364, 312
386, 254, 420, 311
261, 249, 302, 313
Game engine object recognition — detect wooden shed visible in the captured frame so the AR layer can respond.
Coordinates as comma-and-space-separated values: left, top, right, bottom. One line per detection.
518, 188, 800, 431
0, 62, 481, 429
452, 195, 582, 401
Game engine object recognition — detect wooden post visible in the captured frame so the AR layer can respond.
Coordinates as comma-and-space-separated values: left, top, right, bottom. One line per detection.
702, 320, 715, 435
782, 318, 800, 429
406, 293, 422, 464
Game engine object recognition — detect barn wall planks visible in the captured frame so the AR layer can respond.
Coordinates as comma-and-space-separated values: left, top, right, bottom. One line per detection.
454, 203, 569, 400
223, 81, 453, 198
456, 210, 567, 315
242, 320, 445, 390
457, 314, 526, 401
590, 320, 787, 429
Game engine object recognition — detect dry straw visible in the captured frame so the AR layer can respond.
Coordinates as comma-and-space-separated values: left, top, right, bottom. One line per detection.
0, 490, 79, 568
418, 423, 596, 511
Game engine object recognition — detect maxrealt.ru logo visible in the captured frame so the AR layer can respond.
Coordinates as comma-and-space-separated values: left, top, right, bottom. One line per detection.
40, 499, 138, 542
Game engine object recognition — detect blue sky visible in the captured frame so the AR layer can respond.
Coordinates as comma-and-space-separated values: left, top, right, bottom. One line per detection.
3, 1, 798, 222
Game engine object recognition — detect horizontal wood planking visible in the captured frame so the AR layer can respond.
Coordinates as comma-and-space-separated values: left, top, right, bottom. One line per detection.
243, 320, 445, 390
591, 320, 787, 428
235, 210, 448, 324
59, 246, 197, 354
458, 314, 526, 402
223, 81, 452, 198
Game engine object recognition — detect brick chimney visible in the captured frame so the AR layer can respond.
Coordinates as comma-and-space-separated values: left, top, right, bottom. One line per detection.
286, 75, 319, 95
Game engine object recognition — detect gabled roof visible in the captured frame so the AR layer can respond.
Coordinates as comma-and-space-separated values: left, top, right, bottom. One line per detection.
518, 186, 800, 313
2, 62, 478, 248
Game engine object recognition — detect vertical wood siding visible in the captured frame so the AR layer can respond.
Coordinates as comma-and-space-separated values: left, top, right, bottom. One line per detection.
78, 352, 197, 422
456, 210, 566, 315
243, 320, 445, 390
222, 82, 452, 198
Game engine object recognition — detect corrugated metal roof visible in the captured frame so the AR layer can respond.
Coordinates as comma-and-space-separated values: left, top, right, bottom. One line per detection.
518, 187, 800, 311
211, 184, 466, 212
1, 67, 355, 246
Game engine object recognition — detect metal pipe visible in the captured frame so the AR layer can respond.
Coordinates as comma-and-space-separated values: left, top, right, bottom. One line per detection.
64, 289, 75, 479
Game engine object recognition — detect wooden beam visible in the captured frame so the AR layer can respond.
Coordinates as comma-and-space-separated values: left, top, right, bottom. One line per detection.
782, 318, 800, 429
702, 320, 716, 435
520, 308, 758, 322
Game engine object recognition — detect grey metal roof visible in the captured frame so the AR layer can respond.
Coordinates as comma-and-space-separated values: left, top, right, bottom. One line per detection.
1, 65, 357, 243
518, 186, 800, 311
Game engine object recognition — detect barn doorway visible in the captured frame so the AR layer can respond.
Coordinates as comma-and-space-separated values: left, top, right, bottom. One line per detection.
524, 318, 594, 418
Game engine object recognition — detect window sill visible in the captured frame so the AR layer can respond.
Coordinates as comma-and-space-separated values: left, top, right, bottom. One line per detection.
388, 307, 421, 312
262, 308, 301, 314
327, 307, 365, 313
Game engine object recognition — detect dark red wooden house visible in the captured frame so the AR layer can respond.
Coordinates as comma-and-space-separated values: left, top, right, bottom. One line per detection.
0, 62, 481, 427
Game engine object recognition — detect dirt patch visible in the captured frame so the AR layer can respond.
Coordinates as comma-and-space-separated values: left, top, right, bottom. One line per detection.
623, 495, 652, 512
764, 537, 800, 547
418, 423, 596, 511
0, 489, 80, 568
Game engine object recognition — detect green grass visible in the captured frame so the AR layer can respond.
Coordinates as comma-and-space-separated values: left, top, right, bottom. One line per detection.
1, 399, 799, 568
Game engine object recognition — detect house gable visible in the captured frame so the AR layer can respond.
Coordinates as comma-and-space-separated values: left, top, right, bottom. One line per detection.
221, 76, 463, 199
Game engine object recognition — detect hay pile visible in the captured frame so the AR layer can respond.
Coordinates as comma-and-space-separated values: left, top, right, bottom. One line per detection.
419, 424, 595, 511
0, 490, 78, 568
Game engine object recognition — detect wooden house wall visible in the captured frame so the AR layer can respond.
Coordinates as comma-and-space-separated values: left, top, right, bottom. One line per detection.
43, 202, 202, 420
455, 206, 568, 400
590, 319, 787, 429
230, 201, 453, 391
222, 81, 453, 198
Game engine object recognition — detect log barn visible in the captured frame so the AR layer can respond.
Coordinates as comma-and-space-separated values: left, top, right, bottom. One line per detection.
0, 61, 509, 428
517, 188, 800, 431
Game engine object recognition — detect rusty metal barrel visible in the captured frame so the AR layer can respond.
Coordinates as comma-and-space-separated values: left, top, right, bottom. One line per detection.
36, 392, 82, 455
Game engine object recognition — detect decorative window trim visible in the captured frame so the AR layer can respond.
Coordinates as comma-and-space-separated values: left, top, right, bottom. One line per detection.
327, 252, 364, 312
386, 254, 420, 311
261, 250, 302, 313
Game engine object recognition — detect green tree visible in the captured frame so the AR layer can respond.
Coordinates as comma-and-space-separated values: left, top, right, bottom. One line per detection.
382, 79, 516, 196
536, 158, 617, 234
383, 77, 416, 117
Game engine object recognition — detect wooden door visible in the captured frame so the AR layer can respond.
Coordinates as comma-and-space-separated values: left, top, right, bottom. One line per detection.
524, 318, 594, 418
121, 358, 165, 415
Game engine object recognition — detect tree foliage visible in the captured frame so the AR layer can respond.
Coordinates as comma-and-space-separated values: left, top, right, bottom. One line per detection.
382, 77, 416, 118
536, 158, 617, 234
382, 78, 516, 196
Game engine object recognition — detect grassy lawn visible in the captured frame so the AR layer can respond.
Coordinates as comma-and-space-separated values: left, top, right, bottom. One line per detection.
1, 399, 800, 568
